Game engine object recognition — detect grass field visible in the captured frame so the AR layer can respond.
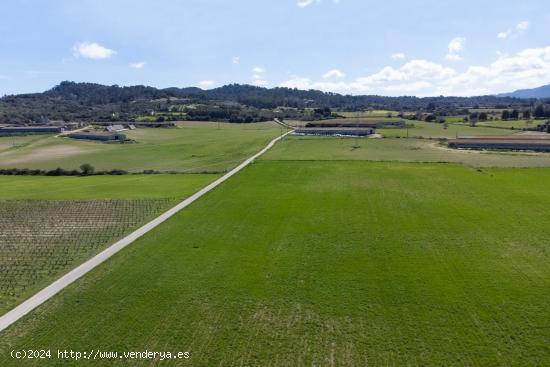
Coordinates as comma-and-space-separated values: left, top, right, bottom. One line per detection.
266, 136, 550, 167
1, 161, 550, 365
0, 173, 216, 314
0, 122, 283, 173
286, 117, 401, 127
336, 110, 400, 118
0, 174, 218, 200
0, 135, 51, 153
442, 115, 468, 123
468, 108, 508, 114
378, 121, 514, 139
477, 119, 541, 130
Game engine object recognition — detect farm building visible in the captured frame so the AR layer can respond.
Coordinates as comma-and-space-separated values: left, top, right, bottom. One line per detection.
68, 132, 127, 142
0, 126, 63, 134
306, 120, 405, 128
293, 128, 375, 137
93, 122, 175, 128
106, 124, 126, 132
448, 135, 550, 152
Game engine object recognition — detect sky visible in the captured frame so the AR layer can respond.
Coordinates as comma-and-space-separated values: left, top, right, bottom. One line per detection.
0, 0, 549, 97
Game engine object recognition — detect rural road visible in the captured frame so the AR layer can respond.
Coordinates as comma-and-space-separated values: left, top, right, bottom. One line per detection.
273, 118, 296, 129
0, 129, 292, 333
55, 125, 92, 137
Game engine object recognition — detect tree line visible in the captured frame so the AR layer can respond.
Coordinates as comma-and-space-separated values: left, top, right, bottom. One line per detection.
1, 81, 549, 124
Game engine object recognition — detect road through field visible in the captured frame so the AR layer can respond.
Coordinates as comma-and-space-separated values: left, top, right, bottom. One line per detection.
0, 130, 292, 333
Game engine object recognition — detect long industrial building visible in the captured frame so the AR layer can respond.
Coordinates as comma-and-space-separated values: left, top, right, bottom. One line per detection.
0, 126, 63, 134
67, 132, 127, 142
448, 135, 550, 152
305, 120, 404, 128
293, 128, 375, 137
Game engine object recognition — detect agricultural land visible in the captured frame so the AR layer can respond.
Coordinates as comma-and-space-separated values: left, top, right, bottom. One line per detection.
1, 85, 550, 365
2, 158, 550, 365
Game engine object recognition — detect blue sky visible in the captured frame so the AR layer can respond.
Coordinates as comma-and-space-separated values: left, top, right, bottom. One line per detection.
0, 0, 549, 96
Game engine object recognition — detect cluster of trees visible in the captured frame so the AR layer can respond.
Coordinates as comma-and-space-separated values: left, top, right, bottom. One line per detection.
0, 164, 127, 176
533, 105, 550, 119
499, 105, 550, 120
2, 81, 549, 124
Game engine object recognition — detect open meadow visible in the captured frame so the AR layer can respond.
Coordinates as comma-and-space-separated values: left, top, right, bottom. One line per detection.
377, 121, 514, 139
265, 135, 550, 167
1, 118, 550, 366
336, 110, 400, 118
0, 122, 283, 173
477, 119, 541, 130
1, 160, 550, 365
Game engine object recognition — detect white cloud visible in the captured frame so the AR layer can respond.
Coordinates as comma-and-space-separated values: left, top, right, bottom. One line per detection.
516, 20, 529, 31
445, 54, 463, 61
253, 79, 268, 86
497, 20, 529, 39
278, 45, 550, 96
251, 67, 267, 86
129, 61, 145, 69
446, 37, 465, 61
72, 42, 116, 60
198, 80, 215, 89
296, 0, 339, 7
381, 81, 433, 93
232, 56, 240, 64
399, 59, 456, 80
280, 76, 312, 89
296, 0, 318, 7
391, 53, 406, 60
448, 37, 465, 53
322, 69, 345, 79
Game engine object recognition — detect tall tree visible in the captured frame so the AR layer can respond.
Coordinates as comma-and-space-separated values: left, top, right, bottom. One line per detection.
534, 105, 545, 119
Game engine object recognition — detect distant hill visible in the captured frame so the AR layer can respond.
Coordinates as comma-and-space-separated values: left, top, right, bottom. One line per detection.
0, 81, 535, 124
498, 84, 550, 99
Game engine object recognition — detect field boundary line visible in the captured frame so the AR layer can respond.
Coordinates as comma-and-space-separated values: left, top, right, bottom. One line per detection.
0, 130, 292, 333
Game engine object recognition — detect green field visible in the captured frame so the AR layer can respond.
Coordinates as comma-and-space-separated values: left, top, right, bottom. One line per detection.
336, 110, 400, 118
2, 119, 550, 365
378, 121, 514, 139
442, 115, 468, 123
468, 108, 508, 114
2, 161, 550, 365
265, 135, 550, 167
477, 119, 541, 130
0, 122, 283, 173
0, 174, 217, 200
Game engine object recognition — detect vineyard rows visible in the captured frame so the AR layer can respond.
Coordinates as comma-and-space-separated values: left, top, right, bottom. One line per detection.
0, 199, 174, 311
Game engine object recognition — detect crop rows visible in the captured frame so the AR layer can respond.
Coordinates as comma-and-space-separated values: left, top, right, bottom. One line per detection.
0, 199, 174, 309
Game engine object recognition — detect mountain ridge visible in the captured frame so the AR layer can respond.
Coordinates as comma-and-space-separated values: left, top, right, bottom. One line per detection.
498, 84, 550, 99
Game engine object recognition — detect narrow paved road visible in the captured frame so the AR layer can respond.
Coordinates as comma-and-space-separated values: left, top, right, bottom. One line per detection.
273, 118, 296, 129
0, 130, 292, 333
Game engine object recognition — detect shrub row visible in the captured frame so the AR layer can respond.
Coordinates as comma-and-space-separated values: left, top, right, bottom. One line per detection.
0, 168, 128, 176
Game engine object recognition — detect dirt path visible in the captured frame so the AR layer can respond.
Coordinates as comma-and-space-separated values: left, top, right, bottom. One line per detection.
0, 130, 292, 333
